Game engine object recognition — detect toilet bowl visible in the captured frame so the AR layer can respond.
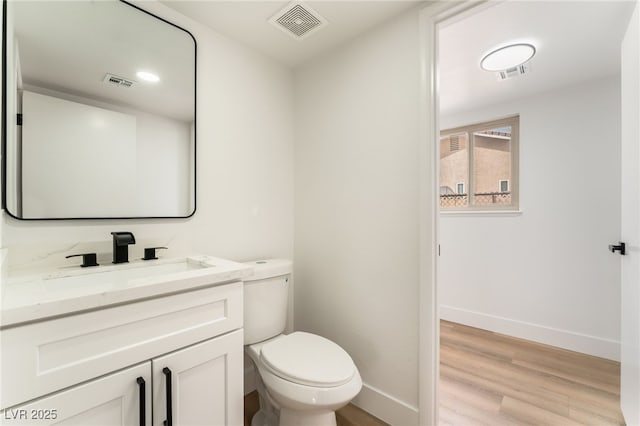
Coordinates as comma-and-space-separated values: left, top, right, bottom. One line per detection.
243, 260, 362, 426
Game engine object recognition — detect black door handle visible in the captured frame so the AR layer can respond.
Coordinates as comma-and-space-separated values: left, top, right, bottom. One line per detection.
609, 242, 626, 255
163, 367, 173, 426
136, 377, 146, 426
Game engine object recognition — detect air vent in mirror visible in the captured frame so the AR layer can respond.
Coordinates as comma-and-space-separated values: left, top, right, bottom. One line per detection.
103, 73, 135, 88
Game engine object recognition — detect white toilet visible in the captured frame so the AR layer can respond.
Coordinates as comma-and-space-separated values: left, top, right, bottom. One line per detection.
244, 259, 362, 426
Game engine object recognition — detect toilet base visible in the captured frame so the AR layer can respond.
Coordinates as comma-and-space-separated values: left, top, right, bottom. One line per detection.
251, 409, 279, 426
279, 409, 336, 426
251, 376, 280, 426
251, 398, 337, 426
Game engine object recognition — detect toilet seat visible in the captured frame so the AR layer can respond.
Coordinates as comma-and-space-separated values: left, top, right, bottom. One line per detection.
260, 332, 356, 388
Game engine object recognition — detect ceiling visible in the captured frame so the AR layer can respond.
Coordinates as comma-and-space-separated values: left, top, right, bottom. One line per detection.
16, 1, 633, 121
439, 1, 636, 117
161, 0, 424, 67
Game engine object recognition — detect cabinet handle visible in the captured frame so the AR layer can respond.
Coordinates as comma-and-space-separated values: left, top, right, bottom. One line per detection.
163, 367, 173, 426
136, 377, 146, 426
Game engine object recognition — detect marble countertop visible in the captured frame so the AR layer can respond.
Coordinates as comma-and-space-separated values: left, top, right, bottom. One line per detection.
1, 255, 252, 328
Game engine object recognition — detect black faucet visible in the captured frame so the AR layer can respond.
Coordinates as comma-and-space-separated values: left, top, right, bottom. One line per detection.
111, 232, 136, 264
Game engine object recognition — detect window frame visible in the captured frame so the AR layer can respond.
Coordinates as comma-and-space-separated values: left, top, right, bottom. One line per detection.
440, 115, 519, 211
456, 182, 465, 194
499, 179, 509, 193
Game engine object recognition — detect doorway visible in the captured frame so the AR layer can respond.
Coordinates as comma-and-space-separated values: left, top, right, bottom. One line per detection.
432, 1, 634, 423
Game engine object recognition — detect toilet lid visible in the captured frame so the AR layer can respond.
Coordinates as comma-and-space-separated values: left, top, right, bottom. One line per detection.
260, 332, 356, 387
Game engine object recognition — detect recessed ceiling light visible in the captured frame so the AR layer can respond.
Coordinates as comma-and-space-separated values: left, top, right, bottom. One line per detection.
136, 71, 160, 83
480, 43, 536, 72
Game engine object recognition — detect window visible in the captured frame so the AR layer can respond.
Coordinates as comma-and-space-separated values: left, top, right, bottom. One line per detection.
440, 116, 519, 210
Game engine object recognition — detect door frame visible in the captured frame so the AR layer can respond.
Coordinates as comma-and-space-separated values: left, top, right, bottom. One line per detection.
620, 1, 640, 423
417, 2, 489, 424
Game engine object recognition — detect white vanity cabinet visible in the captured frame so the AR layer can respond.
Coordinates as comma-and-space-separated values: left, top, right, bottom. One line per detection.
1, 363, 151, 426
1, 278, 245, 426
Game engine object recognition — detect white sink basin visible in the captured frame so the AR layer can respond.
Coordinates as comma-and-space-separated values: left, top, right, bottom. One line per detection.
1, 255, 253, 327
42, 258, 210, 288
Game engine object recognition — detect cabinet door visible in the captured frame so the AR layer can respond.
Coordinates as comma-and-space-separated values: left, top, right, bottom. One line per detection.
153, 330, 243, 426
0, 363, 151, 426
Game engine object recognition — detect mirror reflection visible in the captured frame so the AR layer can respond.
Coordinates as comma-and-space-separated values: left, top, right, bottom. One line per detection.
3, 0, 196, 219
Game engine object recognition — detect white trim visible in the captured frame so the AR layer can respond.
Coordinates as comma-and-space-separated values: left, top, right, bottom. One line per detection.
419, 2, 491, 425
352, 383, 419, 426
418, 4, 439, 426
456, 182, 465, 194
473, 131, 511, 141
440, 305, 620, 361
440, 209, 522, 217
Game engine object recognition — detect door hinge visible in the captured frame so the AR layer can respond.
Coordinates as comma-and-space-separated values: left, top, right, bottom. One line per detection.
16, 113, 22, 126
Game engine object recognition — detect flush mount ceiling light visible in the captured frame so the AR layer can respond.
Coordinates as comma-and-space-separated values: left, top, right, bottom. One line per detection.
480, 43, 536, 72
136, 71, 160, 83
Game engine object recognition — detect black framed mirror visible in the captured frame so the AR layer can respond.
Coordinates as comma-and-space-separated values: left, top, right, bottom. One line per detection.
2, 0, 196, 220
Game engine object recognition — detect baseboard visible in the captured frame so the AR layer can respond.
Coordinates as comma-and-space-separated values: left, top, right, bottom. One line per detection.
352, 383, 419, 426
440, 305, 620, 361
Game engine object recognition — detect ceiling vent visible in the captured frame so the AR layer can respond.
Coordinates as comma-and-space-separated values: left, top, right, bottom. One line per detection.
103, 73, 135, 88
269, 2, 327, 41
496, 63, 530, 81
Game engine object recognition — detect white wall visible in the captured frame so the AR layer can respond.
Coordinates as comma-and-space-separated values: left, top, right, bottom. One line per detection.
440, 76, 622, 360
2, 1, 294, 273
294, 9, 422, 425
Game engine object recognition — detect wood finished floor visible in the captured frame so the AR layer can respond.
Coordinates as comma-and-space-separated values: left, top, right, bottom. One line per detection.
244, 321, 623, 426
440, 320, 625, 426
244, 391, 389, 426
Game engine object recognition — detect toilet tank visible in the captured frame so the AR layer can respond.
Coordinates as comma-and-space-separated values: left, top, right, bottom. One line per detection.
243, 259, 292, 345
